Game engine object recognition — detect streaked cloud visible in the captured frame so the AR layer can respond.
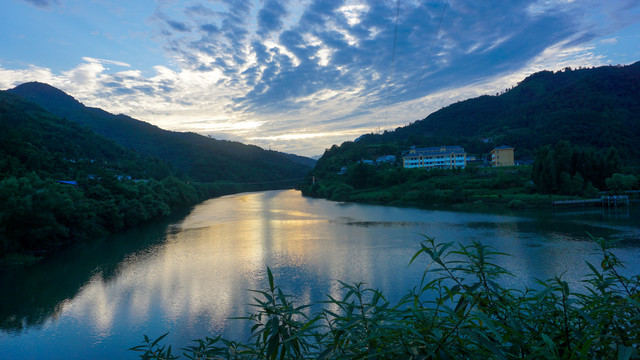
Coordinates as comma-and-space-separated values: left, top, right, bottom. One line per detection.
23, 0, 59, 9
600, 37, 618, 45
1, 0, 640, 156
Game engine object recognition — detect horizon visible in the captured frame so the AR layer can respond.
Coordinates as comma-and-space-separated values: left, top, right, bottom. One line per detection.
1, 0, 639, 157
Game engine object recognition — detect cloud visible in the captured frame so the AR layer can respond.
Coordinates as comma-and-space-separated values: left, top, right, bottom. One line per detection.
257, 0, 288, 37
23, 0, 59, 9
167, 0, 583, 117
3, 0, 640, 156
167, 20, 190, 33
600, 37, 618, 45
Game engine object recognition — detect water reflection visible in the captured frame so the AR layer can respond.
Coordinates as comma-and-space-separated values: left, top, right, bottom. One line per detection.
1, 190, 639, 360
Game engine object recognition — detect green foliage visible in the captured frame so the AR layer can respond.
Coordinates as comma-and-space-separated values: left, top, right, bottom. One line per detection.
0, 89, 303, 258
134, 235, 640, 359
8, 82, 312, 184
308, 63, 640, 204
0, 173, 214, 256
0, 91, 227, 257
302, 165, 534, 210
606, 173, 638, 193
352, 63, 640, 164
130, 333, 179, 360
533, 141, 621, 194
346, 163, 377, 190
507, 199, 527, 209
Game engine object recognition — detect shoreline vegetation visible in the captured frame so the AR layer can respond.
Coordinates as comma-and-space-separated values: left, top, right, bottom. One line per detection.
299, 141, 639, 213
0, 179, 297, 267
0, 89, 310, 267
301, 164, 639, 213
296, 62, 640, 213
132, 235, 640, 359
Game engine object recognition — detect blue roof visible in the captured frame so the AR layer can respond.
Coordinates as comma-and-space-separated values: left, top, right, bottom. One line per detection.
57, 180, 78, 185
404, 146, 465, 157
494, 145, 514, 150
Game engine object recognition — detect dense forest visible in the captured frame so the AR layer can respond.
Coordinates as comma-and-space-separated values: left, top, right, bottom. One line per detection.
0, 91, 293, 260
8, 82, 313, 183
313, 62, 640, 176
532, 141, 623, 194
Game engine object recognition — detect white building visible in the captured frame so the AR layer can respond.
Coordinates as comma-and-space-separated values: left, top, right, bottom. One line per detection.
402, 146, 467, 169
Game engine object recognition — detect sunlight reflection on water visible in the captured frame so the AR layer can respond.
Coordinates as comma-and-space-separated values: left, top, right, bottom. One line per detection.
1, 190, 639, 360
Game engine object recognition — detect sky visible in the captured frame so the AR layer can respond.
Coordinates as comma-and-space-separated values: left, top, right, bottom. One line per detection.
1, 0, 640, 157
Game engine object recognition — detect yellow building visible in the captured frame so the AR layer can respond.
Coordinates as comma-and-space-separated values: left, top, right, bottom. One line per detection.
491, 145, 515, 167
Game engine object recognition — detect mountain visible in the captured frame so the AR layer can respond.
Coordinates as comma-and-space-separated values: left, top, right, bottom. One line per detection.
0, 90, 220, 256
8, 82, 313, 184
314, 62, 640, 173
282, 152, 317, 168
0, 90, 170, 180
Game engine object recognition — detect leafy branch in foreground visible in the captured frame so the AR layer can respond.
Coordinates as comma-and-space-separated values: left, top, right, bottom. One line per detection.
132, 235, 640, 359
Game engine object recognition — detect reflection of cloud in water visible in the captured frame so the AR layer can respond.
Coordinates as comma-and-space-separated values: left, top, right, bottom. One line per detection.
2, 190, 640, 360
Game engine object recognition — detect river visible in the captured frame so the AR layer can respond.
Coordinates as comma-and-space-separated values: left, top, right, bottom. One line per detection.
1, 190, 639, 359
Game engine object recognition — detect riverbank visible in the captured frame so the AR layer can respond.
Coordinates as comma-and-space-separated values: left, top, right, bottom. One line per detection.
303, 165, 575, 211
0, 179, 298, 268
301, 164, 640, 213
3, 189, 639, 359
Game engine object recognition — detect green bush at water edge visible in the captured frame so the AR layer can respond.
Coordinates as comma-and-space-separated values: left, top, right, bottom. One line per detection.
132, 235, 640, 359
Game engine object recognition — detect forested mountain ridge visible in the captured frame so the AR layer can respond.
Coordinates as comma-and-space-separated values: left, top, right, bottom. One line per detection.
0, 91, 173, 180
0, 90, 225, 257
8, 82, 313, 183
317, 62, 640, 173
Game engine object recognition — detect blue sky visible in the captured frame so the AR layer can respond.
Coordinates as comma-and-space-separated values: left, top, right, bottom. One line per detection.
1, 0, 639, 156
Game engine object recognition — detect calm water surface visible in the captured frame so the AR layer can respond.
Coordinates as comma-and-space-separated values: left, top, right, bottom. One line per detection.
1, 190, 639, 359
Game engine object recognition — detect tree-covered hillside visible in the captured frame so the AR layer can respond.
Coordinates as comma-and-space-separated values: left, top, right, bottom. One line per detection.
8, 82, 312, 183
0, 91, 173, 180
0, 91, 216, 258
301, 63, 640, 208
327, 62, 640, 170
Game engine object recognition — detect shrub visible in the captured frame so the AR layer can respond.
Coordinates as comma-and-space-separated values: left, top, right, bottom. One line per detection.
132, 235, 640, 359
507, 199, 527, 209
606, 173, 637, 193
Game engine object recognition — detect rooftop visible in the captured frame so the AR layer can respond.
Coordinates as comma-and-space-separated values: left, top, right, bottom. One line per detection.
403, 146, 466, 157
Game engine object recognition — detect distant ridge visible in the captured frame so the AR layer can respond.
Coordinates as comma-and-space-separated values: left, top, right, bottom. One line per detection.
312, 62, 640, 174
0, 89, 226, 257
8, 82, 313, 184
353, 61, 640, 161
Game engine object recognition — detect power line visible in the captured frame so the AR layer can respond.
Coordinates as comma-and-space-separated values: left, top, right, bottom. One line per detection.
382, 0, 402, 133
408, 0, 448, 112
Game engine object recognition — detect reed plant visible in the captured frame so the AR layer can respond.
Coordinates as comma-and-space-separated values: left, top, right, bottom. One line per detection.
131, 235, 639, 359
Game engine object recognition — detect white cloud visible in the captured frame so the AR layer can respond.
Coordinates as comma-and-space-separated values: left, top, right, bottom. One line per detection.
315, 48, 333, 66
338, 3, 369, 27
0, 65, 56, 89
526, 0, 575, 16
3, 1, 640, 157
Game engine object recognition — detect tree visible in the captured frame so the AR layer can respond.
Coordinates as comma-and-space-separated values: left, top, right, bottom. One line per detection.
604, 147, 622, 178
532, 145, 556, 193
606, 173, 637, 193
347, 163, 376, 190
532, 141, 626, 195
